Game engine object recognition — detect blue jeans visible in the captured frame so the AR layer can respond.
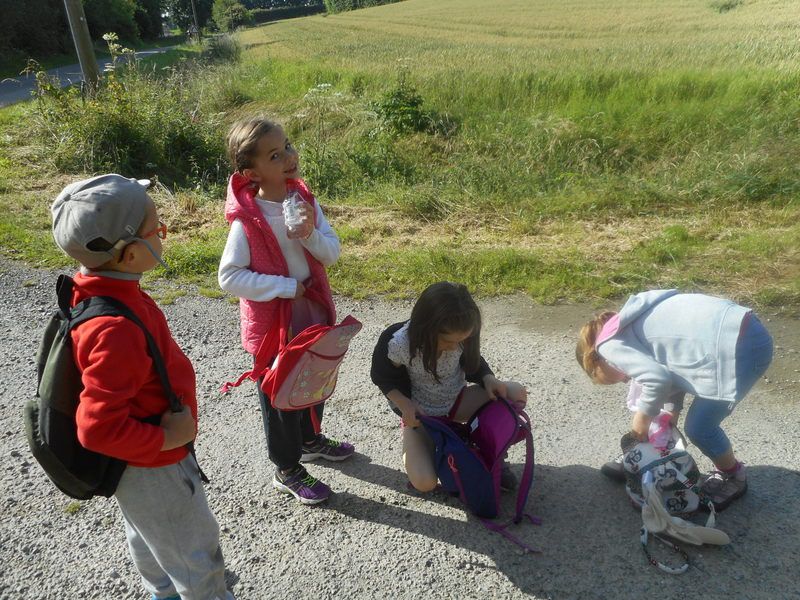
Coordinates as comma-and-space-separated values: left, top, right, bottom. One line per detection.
684, 314, 773, 459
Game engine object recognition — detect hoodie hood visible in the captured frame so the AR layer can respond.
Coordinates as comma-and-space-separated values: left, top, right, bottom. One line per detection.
617, 289, 680, 330
224, 174, 315, 226
595, 290, 679, 348
224, 172, 260, 225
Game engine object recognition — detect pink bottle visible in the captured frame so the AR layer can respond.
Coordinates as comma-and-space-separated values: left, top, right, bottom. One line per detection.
648, 412, 673, 450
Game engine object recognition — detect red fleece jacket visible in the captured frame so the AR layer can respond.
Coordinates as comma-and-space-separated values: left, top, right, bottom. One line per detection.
70, 273, 196, 467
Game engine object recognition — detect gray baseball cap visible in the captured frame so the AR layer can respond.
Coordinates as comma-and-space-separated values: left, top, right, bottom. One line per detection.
51, 174, 152, 268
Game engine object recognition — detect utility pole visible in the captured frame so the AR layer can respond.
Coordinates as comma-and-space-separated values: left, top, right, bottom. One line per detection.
189, 0, 202, 42
62, 0, 100, 93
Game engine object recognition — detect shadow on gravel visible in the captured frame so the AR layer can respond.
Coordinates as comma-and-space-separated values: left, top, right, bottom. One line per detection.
326, 462, 800, 598
224, 569, 240, 591
335, 453, 408, 488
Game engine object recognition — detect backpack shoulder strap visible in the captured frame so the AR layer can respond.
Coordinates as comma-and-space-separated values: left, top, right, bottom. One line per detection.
56, 274, 75, 317
59, 276, 209, 483
640, 527, 690, 574
513, 409, 538, 525
61, 277, 179, 412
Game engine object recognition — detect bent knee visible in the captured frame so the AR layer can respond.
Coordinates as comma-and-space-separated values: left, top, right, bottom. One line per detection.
409, 475, 438, 493
684, 420, 730, 457
683, 418, 705, 444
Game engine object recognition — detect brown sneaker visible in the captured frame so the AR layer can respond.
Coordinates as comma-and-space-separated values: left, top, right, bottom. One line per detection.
701, 469, 747, 511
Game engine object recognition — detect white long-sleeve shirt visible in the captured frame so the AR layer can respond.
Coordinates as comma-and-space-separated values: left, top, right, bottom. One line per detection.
218, 197, 340, 302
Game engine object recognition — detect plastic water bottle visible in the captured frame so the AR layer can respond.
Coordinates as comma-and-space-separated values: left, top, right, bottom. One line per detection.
282, 191, 304, 236
648, 412, 673, 450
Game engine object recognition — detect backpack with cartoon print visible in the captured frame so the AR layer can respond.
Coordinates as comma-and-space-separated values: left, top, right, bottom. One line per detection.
622, 429, 703, 516
621, 428, 729, 574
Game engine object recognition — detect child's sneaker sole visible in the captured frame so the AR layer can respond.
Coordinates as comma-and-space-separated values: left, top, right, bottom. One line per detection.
300, 435, 356, 462
600, 458, 626, 482
272, 476, 330, 505
300, 451, 350, 463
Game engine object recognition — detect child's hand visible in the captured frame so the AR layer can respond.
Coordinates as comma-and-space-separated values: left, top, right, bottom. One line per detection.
294, 280, 306, 299
631, 411, 651, 442
482, 375, 507, 401
287, 203, 314, 240
505, 381, 528, 410
402, 410, 421, 429
160, 405, 196, 450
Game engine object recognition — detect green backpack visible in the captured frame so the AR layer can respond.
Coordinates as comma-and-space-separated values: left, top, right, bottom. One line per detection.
24, 275, 193, 500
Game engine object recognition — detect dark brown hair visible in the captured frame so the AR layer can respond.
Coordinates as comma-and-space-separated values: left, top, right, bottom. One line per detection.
408, 282, 482, 380
226, 117, 280, 173
575, 310, 617, 383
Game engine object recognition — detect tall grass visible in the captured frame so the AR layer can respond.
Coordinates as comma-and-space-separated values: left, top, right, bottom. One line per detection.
26, 35, 241, 189
2, 0, 799, 304
223, 57, 800, 223
234, 5, 800, 220
237, 0, 800, 304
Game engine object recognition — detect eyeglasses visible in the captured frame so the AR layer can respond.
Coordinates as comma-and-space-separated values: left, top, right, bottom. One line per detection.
140, 220, 167, 240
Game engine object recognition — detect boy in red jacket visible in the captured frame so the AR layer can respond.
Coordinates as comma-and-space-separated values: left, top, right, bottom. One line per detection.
51, 174, 233, 600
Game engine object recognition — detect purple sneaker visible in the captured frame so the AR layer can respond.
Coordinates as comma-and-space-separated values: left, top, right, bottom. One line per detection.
300, 434, 355, 463
273, 466, 330, 505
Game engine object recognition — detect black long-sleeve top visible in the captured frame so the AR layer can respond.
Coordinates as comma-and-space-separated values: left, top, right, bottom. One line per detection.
370, 321, 495, 400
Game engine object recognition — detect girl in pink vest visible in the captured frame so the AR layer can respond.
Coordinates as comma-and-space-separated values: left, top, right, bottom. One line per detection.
218, 117, 354, 505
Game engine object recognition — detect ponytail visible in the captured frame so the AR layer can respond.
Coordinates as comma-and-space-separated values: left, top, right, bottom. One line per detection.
575, 311, 616, 383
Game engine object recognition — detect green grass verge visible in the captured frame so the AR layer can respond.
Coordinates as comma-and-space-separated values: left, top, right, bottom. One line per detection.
0, 0, 798, 308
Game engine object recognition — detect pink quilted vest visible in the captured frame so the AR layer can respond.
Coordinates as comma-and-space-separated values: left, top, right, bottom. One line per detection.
223, 173, 336, 357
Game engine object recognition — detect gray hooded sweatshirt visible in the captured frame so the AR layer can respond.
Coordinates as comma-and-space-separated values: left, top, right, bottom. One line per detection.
596, 290, 750, 417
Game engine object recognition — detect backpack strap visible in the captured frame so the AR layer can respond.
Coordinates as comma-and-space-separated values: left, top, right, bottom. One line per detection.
56, 274, 75, 317
60, 275, 209, 483
220, 278, 334, 394
445, 452, 539, 553
637, 451, 690, 475
479, 516, 541, 554
70, 298, 180, 410
513, 409, 538, 525
490, 407, 542, 554
219, 299, 292, 393
640, 526, 690, 574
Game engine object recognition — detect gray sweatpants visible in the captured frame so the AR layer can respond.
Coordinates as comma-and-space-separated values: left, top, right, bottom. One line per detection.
114, 454, 233, 600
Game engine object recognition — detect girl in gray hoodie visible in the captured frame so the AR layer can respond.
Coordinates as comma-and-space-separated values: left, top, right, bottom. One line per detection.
576, 290, 773, 511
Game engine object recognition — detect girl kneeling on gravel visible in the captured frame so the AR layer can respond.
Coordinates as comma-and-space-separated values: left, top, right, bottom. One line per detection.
370, 281, 528, 492
575, 289, 773, 511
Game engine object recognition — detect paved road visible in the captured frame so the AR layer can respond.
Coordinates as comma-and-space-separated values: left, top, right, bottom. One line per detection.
0, 47, 177, 107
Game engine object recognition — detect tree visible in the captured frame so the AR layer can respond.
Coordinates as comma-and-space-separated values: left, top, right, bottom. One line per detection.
164, 0, 214, 31
212, 0, 251, 31
240, 0, 306, 7
134, 0, 164, 40
83, 0, 140, 43
0, 0, 168, 61
0, 0, 71, 57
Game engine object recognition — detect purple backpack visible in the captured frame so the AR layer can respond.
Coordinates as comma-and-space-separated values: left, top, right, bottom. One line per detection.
420, 398, 539, 552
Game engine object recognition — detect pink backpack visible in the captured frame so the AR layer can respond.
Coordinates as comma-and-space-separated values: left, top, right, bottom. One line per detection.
221, 296, 361, 410
420, 399, 540, 553
261, 314, 361, 410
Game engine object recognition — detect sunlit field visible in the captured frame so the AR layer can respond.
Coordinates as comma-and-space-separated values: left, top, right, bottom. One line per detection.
2, 0, 798, 304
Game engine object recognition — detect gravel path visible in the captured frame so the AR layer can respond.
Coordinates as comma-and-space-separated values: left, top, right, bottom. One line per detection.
1, 259, 798, 599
